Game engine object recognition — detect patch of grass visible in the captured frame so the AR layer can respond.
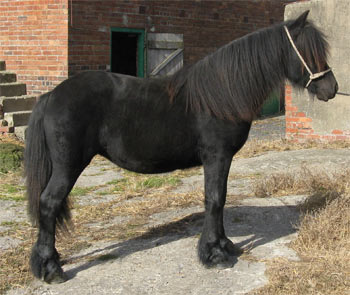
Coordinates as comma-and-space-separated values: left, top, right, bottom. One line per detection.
0, 143, 24, 173
96, 190, 111, 196
70, 186, 95, 197
0, 221, 17, 227
106, 174, 182, 194
108, 178, 130, 192
136, 175, 181, 190
0, 183, 26, 201
0, 194, 26, 202
3, 183, 22, 194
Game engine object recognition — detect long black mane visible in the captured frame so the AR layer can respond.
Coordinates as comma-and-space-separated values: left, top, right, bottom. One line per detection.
168, 20, 329, 122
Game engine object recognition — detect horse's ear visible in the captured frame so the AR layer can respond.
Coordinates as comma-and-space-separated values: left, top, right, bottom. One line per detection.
288, 10, 310, 35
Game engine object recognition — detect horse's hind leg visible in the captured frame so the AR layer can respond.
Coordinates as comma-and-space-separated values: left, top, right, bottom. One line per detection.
30, 166, 80, 283
198, 153, 242, 266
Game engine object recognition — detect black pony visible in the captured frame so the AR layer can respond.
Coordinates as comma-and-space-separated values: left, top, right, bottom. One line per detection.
25, 11, 338, 283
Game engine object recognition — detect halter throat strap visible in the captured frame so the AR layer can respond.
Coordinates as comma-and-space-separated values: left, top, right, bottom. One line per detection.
284, 25, 331, 88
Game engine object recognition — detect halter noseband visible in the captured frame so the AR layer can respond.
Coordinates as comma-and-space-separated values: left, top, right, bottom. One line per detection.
284, 25, 331, 88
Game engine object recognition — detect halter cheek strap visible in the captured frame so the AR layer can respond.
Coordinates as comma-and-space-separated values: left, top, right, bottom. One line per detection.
284, 26, 332, 88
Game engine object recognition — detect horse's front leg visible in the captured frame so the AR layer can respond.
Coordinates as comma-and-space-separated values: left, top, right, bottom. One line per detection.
198, 153, 242, 266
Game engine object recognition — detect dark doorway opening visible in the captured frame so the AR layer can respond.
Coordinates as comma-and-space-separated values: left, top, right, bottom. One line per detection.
111, 32, 138, 76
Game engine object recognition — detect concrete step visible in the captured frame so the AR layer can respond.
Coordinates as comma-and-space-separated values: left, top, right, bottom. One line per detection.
0, 83, 26, 97
4, 110, 31, 127
14, 126, 27, 140
0, 61, 5, 71
0, 72, 17, 83
0, 95, 36, 112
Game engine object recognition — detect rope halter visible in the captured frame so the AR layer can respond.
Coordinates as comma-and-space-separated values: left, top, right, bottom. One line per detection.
284, 26, 332, 88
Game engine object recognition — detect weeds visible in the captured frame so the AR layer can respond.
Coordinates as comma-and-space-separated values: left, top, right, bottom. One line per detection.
253, 166, 348, 200
0, 143, 24, 173
252, 170, 350, 295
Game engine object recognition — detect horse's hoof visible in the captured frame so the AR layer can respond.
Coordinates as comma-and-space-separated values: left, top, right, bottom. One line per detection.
30, 246, 67, 284
44, 268, 67, 284
198, 237, 241, 267
220, 238, 243, 256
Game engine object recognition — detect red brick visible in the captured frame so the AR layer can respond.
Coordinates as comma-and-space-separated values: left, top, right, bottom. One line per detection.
332, 129, 343, 135
285, 106, 298, 111
286, 122, 296, 128
286, 117, 301, 122
298, 117, 312, 123
285, 88, 292, 95
285, 96, 292, 102
286, 128, 298, 133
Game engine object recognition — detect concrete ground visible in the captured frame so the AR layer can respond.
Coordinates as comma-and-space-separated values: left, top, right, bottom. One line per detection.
4, 115, 350, 295
248, 115, 285, 141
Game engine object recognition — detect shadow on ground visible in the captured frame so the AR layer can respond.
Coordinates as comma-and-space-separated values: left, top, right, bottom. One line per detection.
64, 202, 300, 281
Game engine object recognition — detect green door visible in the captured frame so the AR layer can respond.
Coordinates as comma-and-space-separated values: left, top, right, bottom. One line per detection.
261, 91, 281, 116
110, 28, 145, 77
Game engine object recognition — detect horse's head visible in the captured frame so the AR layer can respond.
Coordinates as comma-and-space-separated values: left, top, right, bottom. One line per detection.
285, 11, 338, 101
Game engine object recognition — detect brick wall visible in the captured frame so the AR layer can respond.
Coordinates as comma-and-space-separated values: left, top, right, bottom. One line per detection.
285, 84, 350, 141
0, 0, 69, 95
69, 0, 294, 76
0, 0, 294, 95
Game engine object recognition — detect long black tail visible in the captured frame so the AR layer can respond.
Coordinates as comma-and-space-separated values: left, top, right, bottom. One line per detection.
25, 92, 52, 227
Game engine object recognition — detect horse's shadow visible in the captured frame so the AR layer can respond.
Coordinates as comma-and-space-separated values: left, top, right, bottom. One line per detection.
64, 203, 301, 280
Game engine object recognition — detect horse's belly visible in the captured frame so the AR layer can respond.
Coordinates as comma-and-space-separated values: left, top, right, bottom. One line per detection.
101, 128, 201, 174
105, 144, 201, 174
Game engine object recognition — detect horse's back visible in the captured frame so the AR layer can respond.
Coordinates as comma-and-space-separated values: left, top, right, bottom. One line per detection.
41, 71, 200, 172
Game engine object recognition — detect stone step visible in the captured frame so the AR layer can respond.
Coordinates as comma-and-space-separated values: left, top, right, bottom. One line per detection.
14, 126, 27, 140
0, 95, 36, 112
0, 61, 5, 71
0, 72, 17, 83
4, 110, 31, 127
0, 83, 26, 97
